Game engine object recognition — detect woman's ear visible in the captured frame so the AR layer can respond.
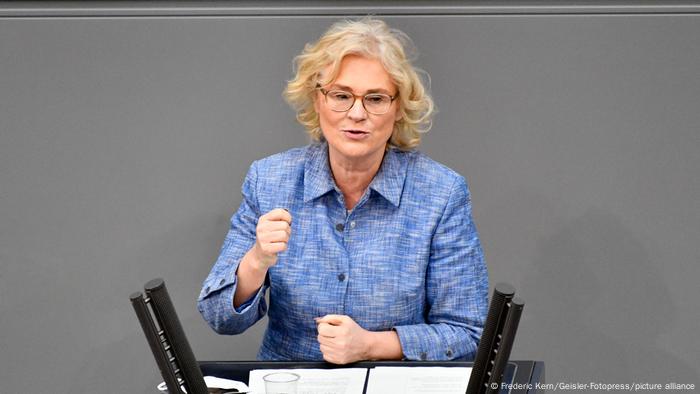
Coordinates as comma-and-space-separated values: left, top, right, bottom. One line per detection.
313, 92, 320, 114
395, 106, 403, 122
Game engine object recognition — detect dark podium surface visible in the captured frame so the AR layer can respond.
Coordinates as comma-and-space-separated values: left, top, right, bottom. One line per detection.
199, 360, 544, 393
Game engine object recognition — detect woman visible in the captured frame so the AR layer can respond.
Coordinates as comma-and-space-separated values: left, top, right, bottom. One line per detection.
198, 18, 488, 364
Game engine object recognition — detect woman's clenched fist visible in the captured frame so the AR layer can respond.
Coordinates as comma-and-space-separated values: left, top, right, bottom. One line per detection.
251, 208, 292, 271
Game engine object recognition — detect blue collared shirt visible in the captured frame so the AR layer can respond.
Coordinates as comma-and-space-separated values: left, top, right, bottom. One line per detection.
198, 142, 488, 361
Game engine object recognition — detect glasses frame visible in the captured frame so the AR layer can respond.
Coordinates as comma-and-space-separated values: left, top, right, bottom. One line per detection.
317, 87, 398, 115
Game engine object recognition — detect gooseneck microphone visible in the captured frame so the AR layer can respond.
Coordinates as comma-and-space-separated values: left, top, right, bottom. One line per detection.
131, 278, 209, 394
466, 283, 524, 394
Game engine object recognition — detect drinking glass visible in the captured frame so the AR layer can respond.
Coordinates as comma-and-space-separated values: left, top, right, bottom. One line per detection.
262, 372, 300, 394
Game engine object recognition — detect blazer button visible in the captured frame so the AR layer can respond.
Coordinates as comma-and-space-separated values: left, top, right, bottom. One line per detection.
335, 223, 344, 231
420, 352, 427, 360
446, 349, 453, 357
337, 273, 346, 282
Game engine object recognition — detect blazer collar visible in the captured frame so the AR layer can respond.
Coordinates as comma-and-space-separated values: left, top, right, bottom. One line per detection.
303, 142, 407, 208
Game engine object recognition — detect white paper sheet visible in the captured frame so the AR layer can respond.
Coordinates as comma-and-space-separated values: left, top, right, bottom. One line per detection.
248, 368, 367, 394
365, 366, 471, 394
156, 376, 250, 393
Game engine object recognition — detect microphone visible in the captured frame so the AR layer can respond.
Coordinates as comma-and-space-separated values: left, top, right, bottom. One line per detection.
467, 283, 524, 394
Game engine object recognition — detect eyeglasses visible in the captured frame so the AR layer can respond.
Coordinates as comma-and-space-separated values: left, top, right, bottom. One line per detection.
317, 88, 398, 115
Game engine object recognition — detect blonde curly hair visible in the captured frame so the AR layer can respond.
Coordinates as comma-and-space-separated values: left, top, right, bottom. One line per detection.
284, 18, 435, 150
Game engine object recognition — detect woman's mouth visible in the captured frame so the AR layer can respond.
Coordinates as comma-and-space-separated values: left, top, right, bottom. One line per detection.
342, 129, 370, 140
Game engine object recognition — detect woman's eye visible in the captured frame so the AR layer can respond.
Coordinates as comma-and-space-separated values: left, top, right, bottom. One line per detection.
365, 95, 386, 103
331, 92, 352, 101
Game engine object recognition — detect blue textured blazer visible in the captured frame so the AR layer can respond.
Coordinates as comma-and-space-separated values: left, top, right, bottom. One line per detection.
198, 142, 488, 361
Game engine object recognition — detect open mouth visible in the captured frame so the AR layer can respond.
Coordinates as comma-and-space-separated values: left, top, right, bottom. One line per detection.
343, 129, 369, 135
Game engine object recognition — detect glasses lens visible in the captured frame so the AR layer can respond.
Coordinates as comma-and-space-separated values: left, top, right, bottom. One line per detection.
363, 94, 392, 114
326, 90, 354, 112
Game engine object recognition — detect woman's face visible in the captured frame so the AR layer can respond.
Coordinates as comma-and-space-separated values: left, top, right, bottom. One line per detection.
315, 55, 401, 166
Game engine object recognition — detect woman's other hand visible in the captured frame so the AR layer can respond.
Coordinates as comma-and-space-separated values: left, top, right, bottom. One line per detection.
315, 314, 372, 364
316, 314, 404, 363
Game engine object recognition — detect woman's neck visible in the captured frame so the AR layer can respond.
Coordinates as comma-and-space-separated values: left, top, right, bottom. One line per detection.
328, 148, 385, 210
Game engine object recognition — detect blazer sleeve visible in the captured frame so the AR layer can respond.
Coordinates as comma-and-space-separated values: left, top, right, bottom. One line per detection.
197, 161, 270, 335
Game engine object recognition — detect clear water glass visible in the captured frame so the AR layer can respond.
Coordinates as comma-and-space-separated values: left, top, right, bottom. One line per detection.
262, 372, 300, 394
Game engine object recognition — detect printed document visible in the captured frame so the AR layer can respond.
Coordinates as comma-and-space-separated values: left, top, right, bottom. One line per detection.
366, 366, 471, 394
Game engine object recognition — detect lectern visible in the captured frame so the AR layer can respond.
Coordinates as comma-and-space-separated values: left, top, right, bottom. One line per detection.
130, 279, 536, 393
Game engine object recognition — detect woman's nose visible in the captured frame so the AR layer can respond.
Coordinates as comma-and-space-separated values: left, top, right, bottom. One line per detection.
346, 98, 368, 121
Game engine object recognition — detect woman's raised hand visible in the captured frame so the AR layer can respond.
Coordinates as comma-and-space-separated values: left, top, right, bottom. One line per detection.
251, 208, 292, 271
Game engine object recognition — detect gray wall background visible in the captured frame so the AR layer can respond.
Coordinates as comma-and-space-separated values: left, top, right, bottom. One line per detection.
1, 2, 699, 393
